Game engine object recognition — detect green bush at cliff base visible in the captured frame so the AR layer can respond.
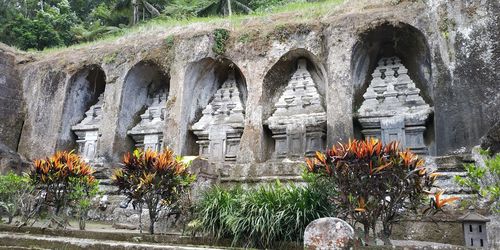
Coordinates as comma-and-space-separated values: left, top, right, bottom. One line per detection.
0, 171, 33, 224
455, 150, 500, 214
194, 178, 336, 248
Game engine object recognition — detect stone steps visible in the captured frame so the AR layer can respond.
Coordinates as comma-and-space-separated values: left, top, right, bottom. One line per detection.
430, 154, 475, 197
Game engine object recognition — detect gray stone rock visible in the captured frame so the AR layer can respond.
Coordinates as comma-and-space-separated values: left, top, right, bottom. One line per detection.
480, 121, 500, 154
304, 217, 354, 250
0, 141, 30, 174
0, 45, 25, 152
112, 222, 138, 230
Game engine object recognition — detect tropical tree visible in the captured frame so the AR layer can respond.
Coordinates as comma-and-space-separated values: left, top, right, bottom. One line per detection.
198, 0, 253, 16
112, 148, 196, 234
27, 151, 98, 228
305, 138, 452, 244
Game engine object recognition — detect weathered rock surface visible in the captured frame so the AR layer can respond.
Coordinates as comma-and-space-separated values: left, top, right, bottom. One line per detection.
0, 141, 30, 174
304, 217, 354, 250
480, 121, 500, 154
0, 44, 25, 151
0, 0, 497, 179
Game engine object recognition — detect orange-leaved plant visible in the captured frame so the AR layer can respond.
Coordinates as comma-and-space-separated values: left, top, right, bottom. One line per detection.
112, 148, 196, 234
28, 151, 97, 228
305, 138, 447, 243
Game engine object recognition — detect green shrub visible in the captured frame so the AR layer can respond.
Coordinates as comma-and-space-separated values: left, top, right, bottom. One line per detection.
164, 35, 175, 48
195, 180, 335, 248
212, 28, 230, 55
306, 138, 440, 244
455, 150, 500, 214
68, 176, 100, 230
0, 172, 32, 224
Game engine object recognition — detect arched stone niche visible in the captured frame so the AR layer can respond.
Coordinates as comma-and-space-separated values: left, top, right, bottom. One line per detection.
63, 65, 106, 162
181, 57, 247, 162
116, 61, 170, 157
262, 49, 327, 160
351, 22, 435, 155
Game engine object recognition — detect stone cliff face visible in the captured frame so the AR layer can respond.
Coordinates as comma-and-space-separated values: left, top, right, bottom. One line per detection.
0, 44, 31, 173
0, 0, 497, 178
0, 45, 25, 151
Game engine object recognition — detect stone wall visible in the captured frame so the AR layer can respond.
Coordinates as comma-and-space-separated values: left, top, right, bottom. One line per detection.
0, 44, 24, 151
6, 0, 498, 179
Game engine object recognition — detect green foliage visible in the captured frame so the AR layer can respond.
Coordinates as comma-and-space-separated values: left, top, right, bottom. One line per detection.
455, 150, 500, 214
163, 0, 211, 19
0, 172, 33, 224
0, 0, 344, 50
195, 180, 335, 248
212, 28, 230, 55
306, 139, 439, 243
164, 35, 175, 48
68, 176, 101, 230
1, 14, 63, 50
112, 148, 196, 234
103, 52, 118, 64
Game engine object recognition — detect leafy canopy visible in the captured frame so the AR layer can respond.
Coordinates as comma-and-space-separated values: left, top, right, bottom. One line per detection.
305, 138, 452, 242
112, 148, 196, 234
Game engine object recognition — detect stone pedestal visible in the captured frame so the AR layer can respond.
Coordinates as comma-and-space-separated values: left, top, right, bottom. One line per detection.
71, 94, 104, 162
266, 59, 326, 158
191, 71, 245, 162
128, 90, 167, 152
357, 57, 432, 154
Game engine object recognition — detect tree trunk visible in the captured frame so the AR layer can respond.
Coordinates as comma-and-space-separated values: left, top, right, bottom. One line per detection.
79, 210, 87, 230
363, 224, 370, 245
149, 220, 155, 234
227, 0, 232, 16
138, 205, 143, 233
148, 207, 156, 234
79, 217, 86, 230
132, 0, 138, 25
381, 223, 392, 245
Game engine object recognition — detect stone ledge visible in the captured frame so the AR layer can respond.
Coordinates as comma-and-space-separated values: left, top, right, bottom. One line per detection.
0, 232, 222, 250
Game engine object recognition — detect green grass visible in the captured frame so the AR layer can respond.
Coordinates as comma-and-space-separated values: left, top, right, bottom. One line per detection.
194, 179, 336, 249
36, 0, 345, 55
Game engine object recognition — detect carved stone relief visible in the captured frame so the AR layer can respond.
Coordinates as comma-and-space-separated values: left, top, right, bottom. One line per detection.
128, 89, 168, 152
191, 71, 245, 162
265, 58, 326, 158
71, 93, 104, 162
357, 56, 433, 154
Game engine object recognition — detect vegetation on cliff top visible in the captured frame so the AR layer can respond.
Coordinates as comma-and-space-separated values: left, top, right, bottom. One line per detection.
0, 0, 344, 52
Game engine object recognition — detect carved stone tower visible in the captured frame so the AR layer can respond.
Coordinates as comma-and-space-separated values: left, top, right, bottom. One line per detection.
128, 89, 167, 152
266, 58, 326, 158
71, 93, 104, 162
191, 70, 245, 162
357, 57, 433, 154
